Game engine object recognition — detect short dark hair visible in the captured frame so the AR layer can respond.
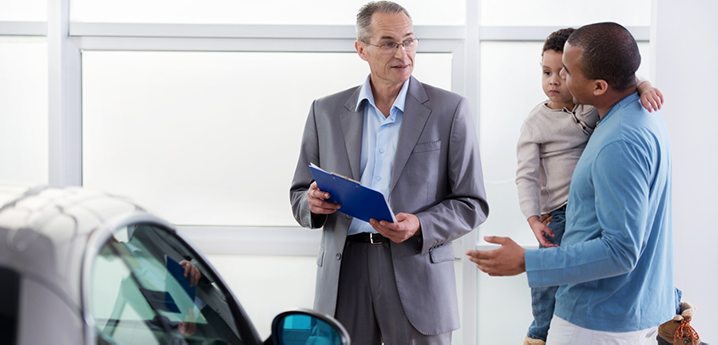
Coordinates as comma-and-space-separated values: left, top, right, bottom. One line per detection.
567, 22, 641, 91
356, 1, 411, 42
542, 27, 575, 55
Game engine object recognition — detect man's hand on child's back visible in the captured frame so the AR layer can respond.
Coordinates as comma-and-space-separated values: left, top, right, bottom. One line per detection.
528, 215, 558, 248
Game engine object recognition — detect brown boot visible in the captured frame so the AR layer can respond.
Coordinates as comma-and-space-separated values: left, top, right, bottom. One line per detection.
656, 301, 703, 345
523, 335, 546, 345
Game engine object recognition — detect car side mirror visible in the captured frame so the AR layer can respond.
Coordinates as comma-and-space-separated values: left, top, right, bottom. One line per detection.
265, 309, 350, 345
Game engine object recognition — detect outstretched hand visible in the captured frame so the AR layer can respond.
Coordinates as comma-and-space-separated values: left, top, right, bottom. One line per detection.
465, 236, 526, 276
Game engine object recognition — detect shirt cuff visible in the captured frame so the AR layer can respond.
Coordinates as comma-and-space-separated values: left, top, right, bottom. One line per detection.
524, 248, 544, 288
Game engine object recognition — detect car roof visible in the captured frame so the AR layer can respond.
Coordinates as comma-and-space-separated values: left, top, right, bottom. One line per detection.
0, 185, 159, 309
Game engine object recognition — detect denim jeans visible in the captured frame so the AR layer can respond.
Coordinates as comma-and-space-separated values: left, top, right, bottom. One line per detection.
527, 206, 566, 341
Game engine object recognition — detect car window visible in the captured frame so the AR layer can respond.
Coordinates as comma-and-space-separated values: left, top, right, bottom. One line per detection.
90, 223, 245, 344
0, 267, 20, 345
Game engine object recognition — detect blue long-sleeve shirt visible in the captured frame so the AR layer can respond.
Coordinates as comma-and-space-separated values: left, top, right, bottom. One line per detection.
524, 92, 675, 332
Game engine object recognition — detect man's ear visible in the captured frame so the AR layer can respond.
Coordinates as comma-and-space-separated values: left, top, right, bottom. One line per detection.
356, 40, 369, 61
593, 79, 609, 96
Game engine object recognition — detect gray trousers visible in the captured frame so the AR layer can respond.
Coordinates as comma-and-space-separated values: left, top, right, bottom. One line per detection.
334, 240, 452, 345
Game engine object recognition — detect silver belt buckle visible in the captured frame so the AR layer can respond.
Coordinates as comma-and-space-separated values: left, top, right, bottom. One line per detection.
369, 233, 381, 244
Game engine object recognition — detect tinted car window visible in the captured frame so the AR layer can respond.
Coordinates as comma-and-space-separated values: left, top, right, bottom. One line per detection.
91, 223, 244, 344
0, 267, 20, 345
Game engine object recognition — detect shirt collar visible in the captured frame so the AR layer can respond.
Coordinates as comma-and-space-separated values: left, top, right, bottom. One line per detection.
598, 92, 641, 126
355, 75, 411, 113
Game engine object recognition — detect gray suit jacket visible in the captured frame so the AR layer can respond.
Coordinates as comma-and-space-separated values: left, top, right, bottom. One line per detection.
290, 76, 489, 335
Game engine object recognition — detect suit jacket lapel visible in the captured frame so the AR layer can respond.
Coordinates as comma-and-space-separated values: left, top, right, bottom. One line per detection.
390, 76, 430, 196
341, 87, 364, 181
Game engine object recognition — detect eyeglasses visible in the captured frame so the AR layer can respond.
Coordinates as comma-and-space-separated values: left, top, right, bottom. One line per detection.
361, 38, 419, 54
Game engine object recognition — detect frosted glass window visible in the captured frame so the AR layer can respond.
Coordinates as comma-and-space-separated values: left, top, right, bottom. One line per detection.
478, 41, 651, 245
477, 274, 532, 344
205, 255, 316, 340
0, 0, 46, 21
0, 37, 48, 186
481, 0, 651, 27
82, 51, 452, 226
71, 0, 465, 25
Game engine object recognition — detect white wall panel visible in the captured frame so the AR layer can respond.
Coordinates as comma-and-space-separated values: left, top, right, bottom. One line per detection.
0, 0, 46, 21
205, 254, 317, 340
653, 0, 718, 340
71, 0, 466, 25
481, 0, 651, 27
82, 51, 451, 226
0, 37, 48, 185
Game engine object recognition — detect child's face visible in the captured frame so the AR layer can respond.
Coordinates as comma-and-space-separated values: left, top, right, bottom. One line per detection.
542, 50, 574, 106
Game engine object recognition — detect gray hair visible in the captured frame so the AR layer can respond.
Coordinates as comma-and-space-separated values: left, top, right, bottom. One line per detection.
356, 1, 412, 42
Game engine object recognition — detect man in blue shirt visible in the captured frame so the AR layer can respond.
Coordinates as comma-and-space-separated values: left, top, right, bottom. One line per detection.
466, 22, 674, 344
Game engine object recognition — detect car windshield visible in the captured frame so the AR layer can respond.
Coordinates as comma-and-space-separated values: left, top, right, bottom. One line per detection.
90, 223, 244, 344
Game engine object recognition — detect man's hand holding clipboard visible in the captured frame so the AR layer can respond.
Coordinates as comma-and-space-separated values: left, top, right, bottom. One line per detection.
307, 164, 423, 244
308, 163, 396, 223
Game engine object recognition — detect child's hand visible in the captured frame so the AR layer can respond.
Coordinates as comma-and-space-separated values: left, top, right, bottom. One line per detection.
538, 213, 553, 226
528, 215, 557, 248
638, 81, 664, 112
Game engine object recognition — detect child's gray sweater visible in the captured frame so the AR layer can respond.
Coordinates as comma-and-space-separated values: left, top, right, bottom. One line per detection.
515, 101, 599, 219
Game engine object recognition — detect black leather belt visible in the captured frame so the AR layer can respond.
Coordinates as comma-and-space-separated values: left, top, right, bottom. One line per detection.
347, 232, 389, 244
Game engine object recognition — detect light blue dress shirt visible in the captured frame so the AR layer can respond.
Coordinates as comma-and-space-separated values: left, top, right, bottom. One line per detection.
347, 76, 409, 235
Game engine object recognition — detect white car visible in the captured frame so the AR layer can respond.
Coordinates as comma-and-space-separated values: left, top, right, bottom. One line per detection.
0, 185, 349, 345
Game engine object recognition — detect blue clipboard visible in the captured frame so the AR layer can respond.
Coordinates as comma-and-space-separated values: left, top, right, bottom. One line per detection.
166, 256, 196, 303
309, 163, 396, 223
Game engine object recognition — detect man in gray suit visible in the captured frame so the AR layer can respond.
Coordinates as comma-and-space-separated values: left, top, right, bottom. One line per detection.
290, 1, 489, 343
